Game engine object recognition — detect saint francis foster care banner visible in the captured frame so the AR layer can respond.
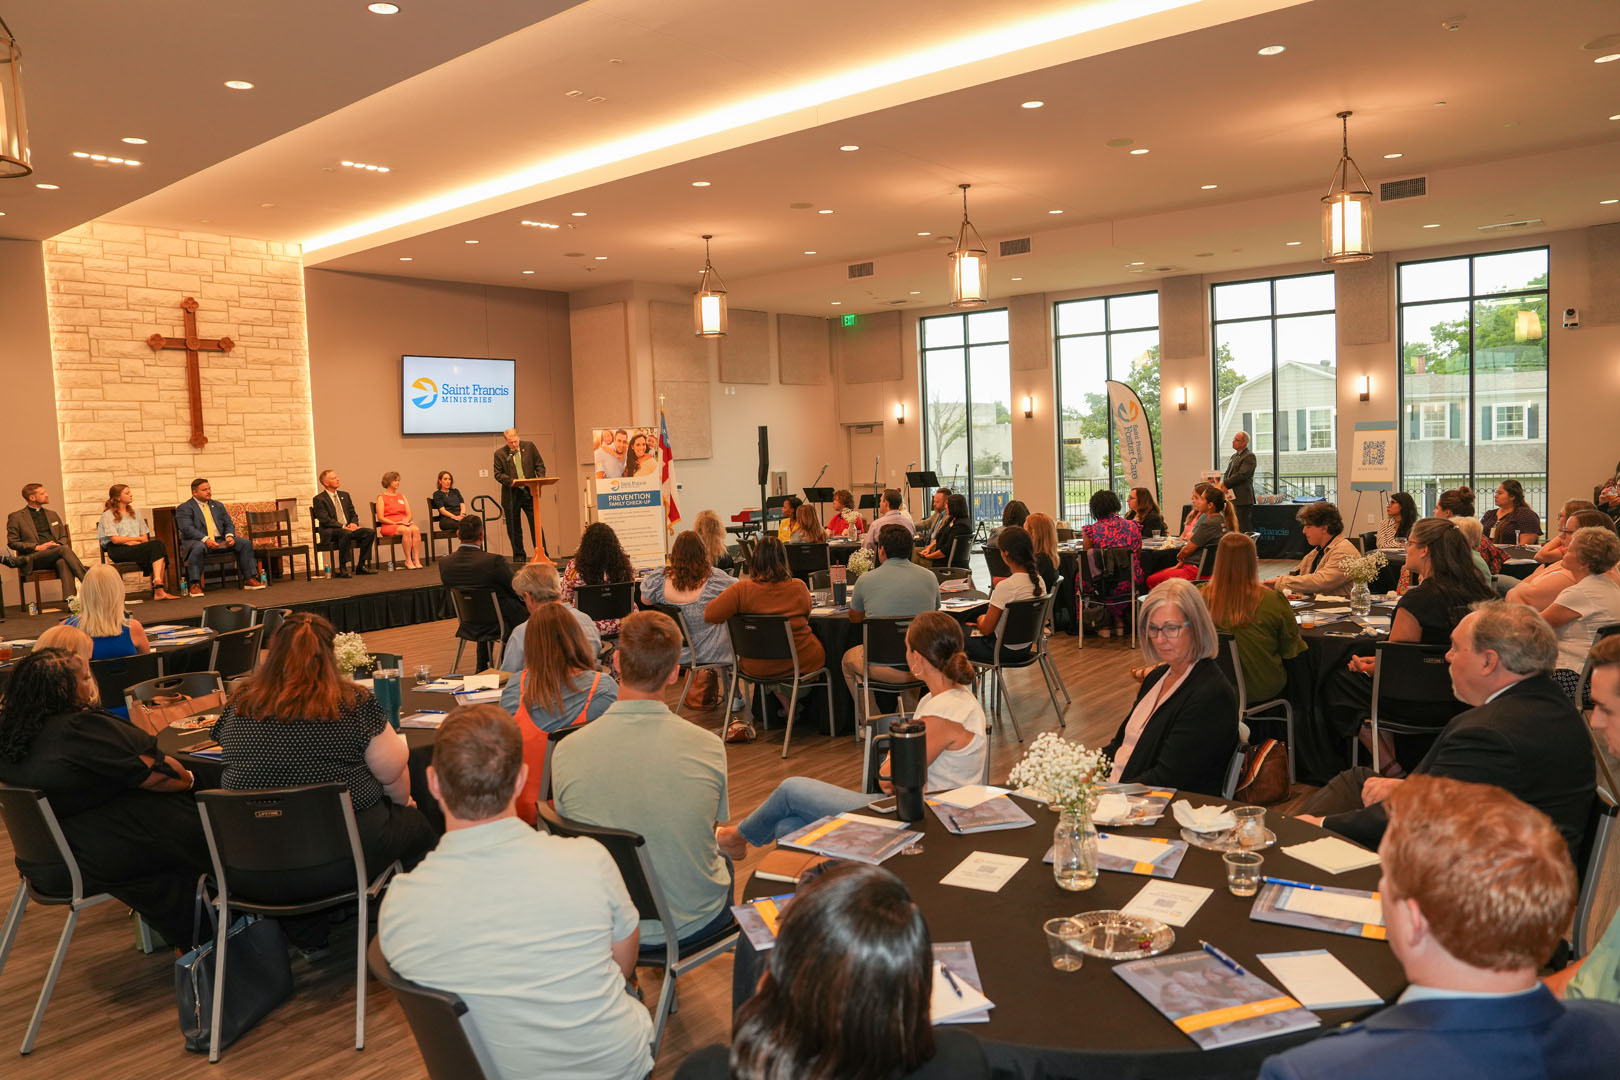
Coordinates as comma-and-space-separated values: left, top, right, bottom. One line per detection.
1107, 380, 1160, 504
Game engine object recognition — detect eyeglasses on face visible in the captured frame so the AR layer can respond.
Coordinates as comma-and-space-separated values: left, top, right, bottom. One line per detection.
1146, 621, 1189, 639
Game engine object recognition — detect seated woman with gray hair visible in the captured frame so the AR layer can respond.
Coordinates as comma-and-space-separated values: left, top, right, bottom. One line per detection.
1103, 579, 1238, 796
500, 562, 602, 714
1539, 525, 1620, 701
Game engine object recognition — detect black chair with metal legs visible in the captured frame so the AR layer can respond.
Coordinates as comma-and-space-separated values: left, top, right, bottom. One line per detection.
784, 542, 831, 587
127, 670, 226, 711
1215, 632, 1297, 785
88, 652, 163, 714
366, 936, 494, 1080
856, 616, 927, 741
201, 602, 255, 633
1353, 642, 1462, 773
255, 607, 293, 658
723, 614, 834, 759
647, 602, 732, 719
195, 784, 400, 1063
447, 588, 508, 674
1078, 547, 1139, 649
536, 803, 739, 1058
1034, 578, 1072, 712
982, 544, 1011, 581
209, 625, 265, 681
968, 592, 1065, 742
573, 582, 637, 644
0, 785, 129, 1055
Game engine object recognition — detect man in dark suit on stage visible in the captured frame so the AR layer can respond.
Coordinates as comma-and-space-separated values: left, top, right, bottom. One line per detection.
493, 427, 545, 561
1299, 601, 1595, 857
1220, 430, 1257, 533
6, 483, 87, 597
438, 515, 526, 670
311, 469, 376, 577
174, 478, 265, 596
1261, 775, 1620, 1080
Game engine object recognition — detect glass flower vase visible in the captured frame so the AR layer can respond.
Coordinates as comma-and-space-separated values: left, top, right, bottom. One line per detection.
1349, 581, 1372, 616
1052, 808, 1099, 891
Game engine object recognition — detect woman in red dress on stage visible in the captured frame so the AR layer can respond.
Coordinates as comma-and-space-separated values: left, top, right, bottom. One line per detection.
374, 471, 424, 569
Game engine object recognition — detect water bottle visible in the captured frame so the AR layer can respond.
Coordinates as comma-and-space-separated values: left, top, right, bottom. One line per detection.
259, 566, 268, 586
179, 570, 187, 595
388, 552, 395, 571
888, 719, 929, 822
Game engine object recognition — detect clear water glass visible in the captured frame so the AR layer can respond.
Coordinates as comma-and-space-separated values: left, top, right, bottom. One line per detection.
1223, 851, 1263, 896
1044, 917, 1085, 971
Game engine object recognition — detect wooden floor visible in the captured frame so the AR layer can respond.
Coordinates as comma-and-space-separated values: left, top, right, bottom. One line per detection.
3, 575, 1615, 1078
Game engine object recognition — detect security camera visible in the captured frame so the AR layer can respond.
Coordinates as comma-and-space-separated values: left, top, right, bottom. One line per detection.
1563, 307, 1579, 329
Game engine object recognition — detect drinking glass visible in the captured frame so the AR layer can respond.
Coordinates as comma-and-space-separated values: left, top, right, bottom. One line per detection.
414, 662, 432, 687
1043, 917, 1085, 971
373, 668, 403, 730
1232, 806, 1268, 850
1223, 851, 1263, 896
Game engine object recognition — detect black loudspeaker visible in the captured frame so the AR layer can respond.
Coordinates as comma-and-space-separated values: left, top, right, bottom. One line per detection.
757, 426, 770, 487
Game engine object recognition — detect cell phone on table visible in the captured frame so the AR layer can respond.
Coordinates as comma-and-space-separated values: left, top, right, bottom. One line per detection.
866, 797, 898, 814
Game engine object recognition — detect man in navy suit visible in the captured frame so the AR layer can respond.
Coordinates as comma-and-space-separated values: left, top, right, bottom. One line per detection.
311, 469, 376, 577
174, 477, 263, 596
1260, 775, 1620, 1079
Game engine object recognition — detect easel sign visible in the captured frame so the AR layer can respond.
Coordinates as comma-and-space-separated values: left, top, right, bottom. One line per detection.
592, 476, 665, 571
1349, 421, 1398, 492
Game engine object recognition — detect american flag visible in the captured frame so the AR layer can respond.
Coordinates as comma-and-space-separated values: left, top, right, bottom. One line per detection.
659, 406, 681, 534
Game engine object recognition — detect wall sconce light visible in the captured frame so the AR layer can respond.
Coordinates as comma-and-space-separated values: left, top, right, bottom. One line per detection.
1357, 374, 1370, 402
1176, 386, 1188, 411
1022, 394, 1033, 419
894, 401, 906, 424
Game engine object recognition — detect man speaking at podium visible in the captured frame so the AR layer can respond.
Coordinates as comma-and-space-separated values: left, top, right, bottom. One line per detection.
494, 427, 545, 561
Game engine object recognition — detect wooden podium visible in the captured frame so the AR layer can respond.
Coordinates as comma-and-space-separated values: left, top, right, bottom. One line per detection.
510, 476, 560, 563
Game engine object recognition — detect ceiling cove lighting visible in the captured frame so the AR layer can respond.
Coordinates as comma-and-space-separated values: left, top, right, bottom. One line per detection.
0, 16, 31, 178
693, 234, 728, 338
299, 0, 1211, 254
224, 80, 254, 90
1320, 110, 1373, 264
948, 184, 989, 309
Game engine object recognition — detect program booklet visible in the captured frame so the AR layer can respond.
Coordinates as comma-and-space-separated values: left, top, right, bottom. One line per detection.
927, 795, 1036, 834
1115, 950, 1319, 1050
931, 941, 991, 1023
777, 814, 921, 864
730, 893, 794, 952
1250, 881, 1387, 941
1095, 783, 1178, 826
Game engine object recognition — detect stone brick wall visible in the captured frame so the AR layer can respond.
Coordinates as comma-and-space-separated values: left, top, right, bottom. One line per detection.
41, 223, 317, 556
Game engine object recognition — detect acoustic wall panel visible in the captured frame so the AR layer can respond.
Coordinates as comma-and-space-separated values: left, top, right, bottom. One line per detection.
720, 309, 771, 383
1009, 293, 1049, 371
1159, 275, 1205, 358
1336, 252, 1391, 345
569, 302, 631, 460
649, 300, 708, 383
1589, 223, 1620, 326
778, 313, 831, 385
653, 379, 712, 459
838, 309, 902, 384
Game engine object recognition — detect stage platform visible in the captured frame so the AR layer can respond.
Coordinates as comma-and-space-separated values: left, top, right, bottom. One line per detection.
2, 563, 464, 639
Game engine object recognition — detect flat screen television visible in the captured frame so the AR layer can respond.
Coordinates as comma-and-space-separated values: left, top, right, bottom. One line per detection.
401, 355, 516, 435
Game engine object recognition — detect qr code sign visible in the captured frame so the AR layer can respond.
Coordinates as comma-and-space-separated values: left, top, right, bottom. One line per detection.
1361, 440, 1387, 467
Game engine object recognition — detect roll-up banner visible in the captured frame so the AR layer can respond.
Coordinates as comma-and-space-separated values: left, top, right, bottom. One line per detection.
1107, 380, 1160, 504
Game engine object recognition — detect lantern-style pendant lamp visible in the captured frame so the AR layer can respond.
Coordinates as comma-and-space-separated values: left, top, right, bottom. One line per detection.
1320, 111, 1373, 264
693, 233, 728, 338
0, 16, 32, 179
949, 183, 989, 308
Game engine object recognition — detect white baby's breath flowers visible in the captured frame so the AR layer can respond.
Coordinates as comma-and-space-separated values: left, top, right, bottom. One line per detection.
1006, 732, 1112, 818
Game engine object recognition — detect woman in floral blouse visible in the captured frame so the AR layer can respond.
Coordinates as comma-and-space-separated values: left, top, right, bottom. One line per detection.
1081, 490, 1143, 633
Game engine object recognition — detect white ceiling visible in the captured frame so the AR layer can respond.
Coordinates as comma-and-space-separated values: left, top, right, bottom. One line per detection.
6, 0, 1619, 314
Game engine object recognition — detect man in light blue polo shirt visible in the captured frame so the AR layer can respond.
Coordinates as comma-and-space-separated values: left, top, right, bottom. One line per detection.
843, 524, 940, 728
379, 705, 652, 1080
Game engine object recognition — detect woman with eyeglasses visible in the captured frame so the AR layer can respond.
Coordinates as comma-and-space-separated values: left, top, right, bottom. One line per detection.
1102, 579, 1238, 796
1508, 510, 1619, 609
1533, 499, 1597, 565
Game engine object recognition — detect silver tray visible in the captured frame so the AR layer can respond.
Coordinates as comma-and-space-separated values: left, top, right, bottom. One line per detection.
1180, 825, 1278, 852
1069, 910, 1175, 959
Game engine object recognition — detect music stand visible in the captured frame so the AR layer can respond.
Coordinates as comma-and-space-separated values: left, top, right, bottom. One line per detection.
803, 487, 834, 520
905, 471, 939, 522
765, 494, 791, 526
857, 493, 879, 512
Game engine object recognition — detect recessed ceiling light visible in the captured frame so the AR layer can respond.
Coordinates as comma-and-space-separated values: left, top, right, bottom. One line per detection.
90, 154, 107, 161
1602, 198, 1619, 205
1422, 223, 1441, 228
260, 202, 277, 208
839, 144, 860, 151
909, 290, 920, 295
1200, 183, 1218, 190
818, 209, 834, 214
1011, 276, 1023, 281
224, 80, 254, 90
691, 180, 711, 187
917, 231, 931, 236
1285, 240, 1302, 246
35, 183, 58, 190
522, 270, 535, 274
1610, 114, 1620, 121
1048, 209, 1063, 214
831, 301, 842, 305
1382, 152, 1403, 159
121, 137, 147, 145
367, 2, 400, 13
464, 239, 479, 244
803, 250, 817, 255
1129, 147, 1150, 155
399, 256, 413, 261
1020, 100, 1044, 109
1257, 44, 1286, 55
72, 151, 88, 158
570, 211, 587, 217
594, 255, 608, 260
1128, 260, 1144, 266
124, 159, 141, 166
1595, 54, 1620, 64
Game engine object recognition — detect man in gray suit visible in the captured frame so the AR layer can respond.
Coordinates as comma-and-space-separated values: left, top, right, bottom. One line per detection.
1221, 431, 1257, 533
493, 428, 546, 561
6, 483, 87, 597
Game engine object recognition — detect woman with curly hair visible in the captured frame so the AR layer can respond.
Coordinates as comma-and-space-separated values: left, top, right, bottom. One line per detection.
562, 522, 638, 637
826, 488, 866, 538
693, 509, 736, 574
0, 647, 209, 946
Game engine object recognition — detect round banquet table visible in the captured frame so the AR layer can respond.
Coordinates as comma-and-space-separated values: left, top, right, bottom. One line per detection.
1371, 545, 1541, 593
741, 797, 1403, 1080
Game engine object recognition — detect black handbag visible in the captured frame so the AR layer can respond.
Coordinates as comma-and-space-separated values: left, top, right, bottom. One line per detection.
175, 915, 294, 1053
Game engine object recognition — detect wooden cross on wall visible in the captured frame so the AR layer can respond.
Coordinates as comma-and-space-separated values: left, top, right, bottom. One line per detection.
146, 297, 235, 449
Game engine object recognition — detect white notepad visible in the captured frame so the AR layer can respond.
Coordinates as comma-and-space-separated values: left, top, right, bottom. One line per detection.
930, 962, 995, 1023
932, 785, 1011, 809
940, 852, 1027, 892
1283, 836, 1381, 874
1097, 832, 1177, 865
1282, 888, 1385, 927
1258, 949, 1383, 1009
1121, 880, 1212, 927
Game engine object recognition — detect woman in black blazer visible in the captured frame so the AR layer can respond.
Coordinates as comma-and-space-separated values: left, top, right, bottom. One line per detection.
1104, 578, 1239, 796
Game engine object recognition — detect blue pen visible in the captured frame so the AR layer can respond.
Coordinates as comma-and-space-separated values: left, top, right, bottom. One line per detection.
1262, 876, 1324, 892
938, 963, 965, 998
1199, 940, 1247, 976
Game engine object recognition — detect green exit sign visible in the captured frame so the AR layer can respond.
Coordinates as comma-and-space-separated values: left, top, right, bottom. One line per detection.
842, 314, 857, 327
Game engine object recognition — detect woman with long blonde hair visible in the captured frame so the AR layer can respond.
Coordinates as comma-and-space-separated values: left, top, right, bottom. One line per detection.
790, 502, 828, 544
1200, 533, 1303, 703
1024, 512, 1061, 591
693, 509, 734, 572
66, 563, 151, 662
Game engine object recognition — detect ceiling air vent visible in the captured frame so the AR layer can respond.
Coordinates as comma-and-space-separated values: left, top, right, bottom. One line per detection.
847, 261, 875, 279
1378, 176, 1428, 203
999, 237, 1032, 257
1477, 217, 1544, 232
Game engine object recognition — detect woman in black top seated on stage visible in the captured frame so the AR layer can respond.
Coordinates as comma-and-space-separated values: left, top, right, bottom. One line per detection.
676, 862, 989, 1080
428, 470, 464, 532
0, 643, 210, 946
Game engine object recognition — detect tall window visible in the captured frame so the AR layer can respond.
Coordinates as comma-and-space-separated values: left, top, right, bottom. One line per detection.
1210, 272, 1338, 501
1398, 247, 1549, 521
1053, 292, 1160, 523
920, 309, 1011, 524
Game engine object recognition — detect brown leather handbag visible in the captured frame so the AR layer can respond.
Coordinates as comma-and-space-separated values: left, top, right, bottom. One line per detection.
1234, 738, 1291, 805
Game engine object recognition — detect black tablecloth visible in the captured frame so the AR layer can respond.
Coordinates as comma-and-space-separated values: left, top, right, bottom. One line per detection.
741, 797, 1402, 1079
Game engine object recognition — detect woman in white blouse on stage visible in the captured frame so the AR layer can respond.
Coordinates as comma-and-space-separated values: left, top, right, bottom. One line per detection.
96, 484, 176, 600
